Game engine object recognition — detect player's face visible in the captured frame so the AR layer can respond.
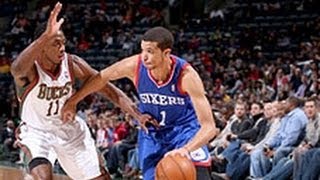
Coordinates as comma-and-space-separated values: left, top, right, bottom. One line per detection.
140, 40, 165, 70
43, 30, 66, 65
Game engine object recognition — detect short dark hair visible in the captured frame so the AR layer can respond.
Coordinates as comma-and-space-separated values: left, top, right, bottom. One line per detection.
251, 101, 264, 110
235, 100, 247, 109
287, 96, 301, 107
142, 27, 174, 50
304, 96, 318, 107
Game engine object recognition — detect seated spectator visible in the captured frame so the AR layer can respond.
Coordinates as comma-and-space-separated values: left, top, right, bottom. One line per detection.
262, 97, 320, 180
211, 101, 271, 180
293, 148, 320, 180
0, 119, 19, 162
96, 116, 114, 153
211, 101, 253, 172
106, 114, 138, 177
209, 101, 249, 155
250, 96, 308, 178
123, 146, 140, 179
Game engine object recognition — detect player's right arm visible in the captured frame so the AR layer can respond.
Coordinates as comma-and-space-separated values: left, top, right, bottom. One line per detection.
62, 54, 158, 131
66, 54, 138, 105
10, 2, 64, 87
61, 55, 138, 119
10, 35, 45, 87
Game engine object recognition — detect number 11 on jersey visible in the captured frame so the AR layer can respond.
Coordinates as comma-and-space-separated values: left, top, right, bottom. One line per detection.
160, 111, 166, 126
46, 100, 59, 116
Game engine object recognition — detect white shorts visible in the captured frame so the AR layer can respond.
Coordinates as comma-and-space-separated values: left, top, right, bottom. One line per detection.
19, 116, 101, 180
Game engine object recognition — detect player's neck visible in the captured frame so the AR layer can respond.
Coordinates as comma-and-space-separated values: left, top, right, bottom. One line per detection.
39, 58, 60, 74
150, 57, 173, 83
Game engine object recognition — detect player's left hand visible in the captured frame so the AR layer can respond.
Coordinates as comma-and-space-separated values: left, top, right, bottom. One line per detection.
164, 147, 190, 159
61, 99, 77, 123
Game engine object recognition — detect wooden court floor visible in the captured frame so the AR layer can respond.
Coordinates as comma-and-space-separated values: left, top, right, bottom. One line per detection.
0, 166, 71, 180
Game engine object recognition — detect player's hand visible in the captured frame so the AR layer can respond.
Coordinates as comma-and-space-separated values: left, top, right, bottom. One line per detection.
44, 2, 64, 37
138, 114, 159, 134
265, 149, 274, 158
164, 147, 190, 159
61, 99, 77, 123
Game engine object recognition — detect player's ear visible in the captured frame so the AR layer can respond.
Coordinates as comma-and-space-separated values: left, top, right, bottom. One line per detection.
163, 48, 171, 58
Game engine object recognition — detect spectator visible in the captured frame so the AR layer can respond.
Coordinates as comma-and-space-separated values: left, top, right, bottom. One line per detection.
106, 114, 138, 177
0, 119, 18, 162
250, 96, 307, 178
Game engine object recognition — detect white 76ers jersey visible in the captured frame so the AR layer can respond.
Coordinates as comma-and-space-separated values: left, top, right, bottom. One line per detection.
20, 53, 74, 130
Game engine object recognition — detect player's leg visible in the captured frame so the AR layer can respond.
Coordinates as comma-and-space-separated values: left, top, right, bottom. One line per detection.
138, 130, 164, 180
195, 166, 212, 180
29, 157, 53, 180
54, 116, 111, 179
190, 147, 212, 180
18, 124, 56, 180
93, 151, 111, 180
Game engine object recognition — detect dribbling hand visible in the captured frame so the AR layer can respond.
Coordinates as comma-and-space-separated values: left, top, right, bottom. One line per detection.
44, 2, 64, 37
164, 147, 190, 159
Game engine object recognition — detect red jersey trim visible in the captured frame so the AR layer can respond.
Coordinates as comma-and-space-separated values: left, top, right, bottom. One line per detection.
147, 56, 176, 88
19, 71, 39, 103
134, 55, 142, 88
37, 53, 65, 80
67, 54, 75, 84
177, 63, 190, 95
18, 70, 39, 117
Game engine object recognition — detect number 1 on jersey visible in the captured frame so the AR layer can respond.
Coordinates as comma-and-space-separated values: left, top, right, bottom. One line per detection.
160, 111, 166, 126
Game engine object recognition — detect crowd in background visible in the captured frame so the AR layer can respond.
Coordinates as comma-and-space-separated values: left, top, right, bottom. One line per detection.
0, 0, 320, 179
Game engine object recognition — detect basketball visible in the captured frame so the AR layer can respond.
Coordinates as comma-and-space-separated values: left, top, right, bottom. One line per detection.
155, 154, 196, 180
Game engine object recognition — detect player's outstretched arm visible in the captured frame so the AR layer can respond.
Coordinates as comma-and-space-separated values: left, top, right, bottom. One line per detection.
168, 66, 218, 157
10, 2, 64, 87
62, 55, 135, 117
62, 54, 158, 130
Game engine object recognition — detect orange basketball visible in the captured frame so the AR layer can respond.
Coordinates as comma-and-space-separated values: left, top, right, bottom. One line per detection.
155, 154, 196, 180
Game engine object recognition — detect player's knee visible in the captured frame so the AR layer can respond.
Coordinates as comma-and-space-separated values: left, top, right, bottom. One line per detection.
92, 167, 111, 180
29, 157, 52, 179
101, 166, 111, 178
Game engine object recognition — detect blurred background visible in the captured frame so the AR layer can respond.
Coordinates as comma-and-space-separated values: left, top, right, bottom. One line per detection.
0, 0, 319, 179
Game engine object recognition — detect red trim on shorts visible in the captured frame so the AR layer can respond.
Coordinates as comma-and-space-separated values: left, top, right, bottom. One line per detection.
177, 63, 190, 95
134, 55, 141, 88
193, 158, 212, 167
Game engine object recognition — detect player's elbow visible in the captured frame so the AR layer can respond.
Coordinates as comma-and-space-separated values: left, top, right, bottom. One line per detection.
202, 120, 218, 141
209, 126, 219, 140
10, 60, 20, 76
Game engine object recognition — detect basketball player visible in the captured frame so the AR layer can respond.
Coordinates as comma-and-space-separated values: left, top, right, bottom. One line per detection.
10, 2, 154, 180
62, 27, 218, 179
